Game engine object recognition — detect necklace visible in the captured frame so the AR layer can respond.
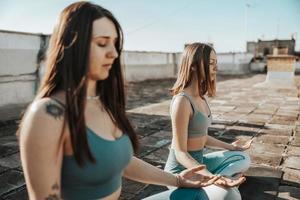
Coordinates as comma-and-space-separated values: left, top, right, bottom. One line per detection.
86, 95, 100, 100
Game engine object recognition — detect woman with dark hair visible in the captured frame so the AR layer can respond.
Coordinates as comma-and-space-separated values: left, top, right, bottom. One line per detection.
19, 2, 220, 200
145, 43, 252, 199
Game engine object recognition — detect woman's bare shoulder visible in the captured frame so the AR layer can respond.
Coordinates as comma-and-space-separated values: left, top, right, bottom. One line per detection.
20, 97, 66, 142
172, 95, 191, 112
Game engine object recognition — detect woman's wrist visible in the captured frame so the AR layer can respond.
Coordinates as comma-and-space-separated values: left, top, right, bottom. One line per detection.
227, 143, 235, 151
175, 174, 181, 187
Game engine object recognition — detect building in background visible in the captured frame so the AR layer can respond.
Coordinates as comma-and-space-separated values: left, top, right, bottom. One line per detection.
247, 38, 296, 57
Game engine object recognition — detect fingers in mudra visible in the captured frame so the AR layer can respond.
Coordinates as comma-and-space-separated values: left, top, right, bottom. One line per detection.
232, 138, 253, 150
214, 176, 246, 188
200, 175, 221, 187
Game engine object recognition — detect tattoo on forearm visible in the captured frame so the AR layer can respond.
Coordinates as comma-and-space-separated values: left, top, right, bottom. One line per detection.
45, 182, 62, 200
45, 102, 64, 120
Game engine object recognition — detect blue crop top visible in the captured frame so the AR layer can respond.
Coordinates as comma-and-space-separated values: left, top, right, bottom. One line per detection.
61, 128, 133, 200
170, 92, 212, 138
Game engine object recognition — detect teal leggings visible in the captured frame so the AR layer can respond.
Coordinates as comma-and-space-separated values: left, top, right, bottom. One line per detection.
143, 149, 251, 200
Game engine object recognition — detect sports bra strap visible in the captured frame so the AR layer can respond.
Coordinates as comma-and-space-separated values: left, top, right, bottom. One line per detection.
179, 92, 196, 114
170, 92, 196, 115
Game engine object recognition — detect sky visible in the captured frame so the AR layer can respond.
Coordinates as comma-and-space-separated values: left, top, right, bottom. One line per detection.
0, 0, 299, 53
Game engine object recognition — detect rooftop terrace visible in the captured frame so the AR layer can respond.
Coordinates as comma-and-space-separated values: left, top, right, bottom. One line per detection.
0, 74, 300, 200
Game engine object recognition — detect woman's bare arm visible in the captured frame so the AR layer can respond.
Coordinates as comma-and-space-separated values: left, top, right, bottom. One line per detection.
124, 156, 219, 188
124, 157, 177, 187
20, 98, 65, 200
171, 96, 212, 176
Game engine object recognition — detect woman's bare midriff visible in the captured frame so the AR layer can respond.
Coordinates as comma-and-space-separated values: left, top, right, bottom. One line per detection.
187, 135, 207, 151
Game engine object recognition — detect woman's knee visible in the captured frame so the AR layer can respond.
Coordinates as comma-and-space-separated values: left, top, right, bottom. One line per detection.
224, 187, 241, 200
239, 151, 251, 172
229, 151, 251, 172
202, 185, 241, 200
222, 151, 251, 174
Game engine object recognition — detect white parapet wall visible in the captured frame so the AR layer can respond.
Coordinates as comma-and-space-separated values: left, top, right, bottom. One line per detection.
122, 51, 181, 82
123, 51, 255, 81
0, 30, 258, 120
217, 52, 253, 75
0, 31, 41, 119
0, 30, 183, 120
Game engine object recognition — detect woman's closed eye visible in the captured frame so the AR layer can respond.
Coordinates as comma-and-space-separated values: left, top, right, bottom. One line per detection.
210, 62, 217, 68
97, 42, 107, 47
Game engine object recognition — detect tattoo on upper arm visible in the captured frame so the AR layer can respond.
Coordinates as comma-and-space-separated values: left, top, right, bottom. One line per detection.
45, 102, 64, 120
52, 182, 59, 190
45, 182, 62, 200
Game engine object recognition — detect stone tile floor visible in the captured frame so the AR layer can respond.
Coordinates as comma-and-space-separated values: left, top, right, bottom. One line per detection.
0, 74, 300, 200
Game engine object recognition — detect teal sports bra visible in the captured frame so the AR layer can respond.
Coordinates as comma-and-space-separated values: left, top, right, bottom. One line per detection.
170, 92, 212, 138
61, 128, 133, 200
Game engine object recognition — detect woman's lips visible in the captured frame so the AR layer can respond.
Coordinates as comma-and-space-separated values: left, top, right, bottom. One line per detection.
102, 64, 112, 69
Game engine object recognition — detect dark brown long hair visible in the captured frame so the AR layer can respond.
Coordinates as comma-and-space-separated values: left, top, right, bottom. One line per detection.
171, 43, 216, 97
22, 2, 138, 166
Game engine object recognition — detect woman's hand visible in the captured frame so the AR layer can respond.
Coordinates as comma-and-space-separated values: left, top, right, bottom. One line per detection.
214, 174, 246, 188
177, 165, 220, 188
230, 139, 253, 151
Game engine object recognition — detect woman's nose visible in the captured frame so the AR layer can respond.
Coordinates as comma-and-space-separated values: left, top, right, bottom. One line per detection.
107, 45, 118, 58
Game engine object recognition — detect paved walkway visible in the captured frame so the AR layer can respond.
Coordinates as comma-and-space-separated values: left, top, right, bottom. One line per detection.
0, 74, 300, 200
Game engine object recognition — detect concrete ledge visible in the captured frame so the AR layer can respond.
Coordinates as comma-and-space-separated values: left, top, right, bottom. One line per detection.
0, 103, 28, 122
